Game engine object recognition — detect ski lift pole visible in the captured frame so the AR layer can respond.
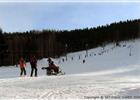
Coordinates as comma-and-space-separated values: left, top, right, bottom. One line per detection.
128, 45, 132, 56
65, 44, 68, 61
85, 43, 88, 57
129, 45, 132, 56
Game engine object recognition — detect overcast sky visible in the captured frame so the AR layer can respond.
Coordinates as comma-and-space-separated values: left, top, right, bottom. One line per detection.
0, 1, 140, 32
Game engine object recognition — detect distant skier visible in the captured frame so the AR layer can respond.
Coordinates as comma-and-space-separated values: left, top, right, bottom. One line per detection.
79, 55, 80, 60
83, 59, 85, 64
30, 55, 37, 77
71, 57, 73, 60
19, 57, 26, 76
62, 58, 65, 62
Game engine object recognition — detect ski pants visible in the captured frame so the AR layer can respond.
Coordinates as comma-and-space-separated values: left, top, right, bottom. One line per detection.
20, 67, 26, 76
30, 66, 38, 77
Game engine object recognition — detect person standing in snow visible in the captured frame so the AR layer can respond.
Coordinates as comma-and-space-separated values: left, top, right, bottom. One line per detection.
30, 55, 37, 77
19, 57, 26, 76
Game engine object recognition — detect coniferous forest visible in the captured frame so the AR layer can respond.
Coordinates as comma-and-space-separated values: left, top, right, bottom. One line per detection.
0, 19, 140, 66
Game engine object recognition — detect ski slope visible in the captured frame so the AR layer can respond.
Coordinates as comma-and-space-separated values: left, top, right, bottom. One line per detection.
0, 39, 140, 99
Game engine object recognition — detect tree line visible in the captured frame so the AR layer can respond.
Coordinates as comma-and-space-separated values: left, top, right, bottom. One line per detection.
0, 19, 140, 66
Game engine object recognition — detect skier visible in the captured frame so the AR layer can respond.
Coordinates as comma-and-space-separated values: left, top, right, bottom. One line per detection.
83, 59, 85, 63
30, 55, 37, 77
19, 57, 26, 76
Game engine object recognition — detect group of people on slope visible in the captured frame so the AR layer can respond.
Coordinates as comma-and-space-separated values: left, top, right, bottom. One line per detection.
19, 55, 37, 77
19, 56, 58, 77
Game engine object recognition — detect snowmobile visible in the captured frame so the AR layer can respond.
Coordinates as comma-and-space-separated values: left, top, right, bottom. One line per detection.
41, 66, 65, 76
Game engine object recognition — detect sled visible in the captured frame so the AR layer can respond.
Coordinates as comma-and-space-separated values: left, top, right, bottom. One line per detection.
42, 66, 65, 76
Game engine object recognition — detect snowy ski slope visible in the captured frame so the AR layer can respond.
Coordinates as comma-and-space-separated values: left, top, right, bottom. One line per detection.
0, 39, 140, 99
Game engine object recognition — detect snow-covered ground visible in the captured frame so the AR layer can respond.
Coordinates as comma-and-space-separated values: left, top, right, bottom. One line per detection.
0, 39, 140, 99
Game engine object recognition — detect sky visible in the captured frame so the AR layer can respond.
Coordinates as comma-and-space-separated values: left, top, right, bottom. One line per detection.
0, 1, 140, 32
0, 0, 140, 2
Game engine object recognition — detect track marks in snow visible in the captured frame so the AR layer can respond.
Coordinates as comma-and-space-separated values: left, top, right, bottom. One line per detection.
39, 89, 65, 99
